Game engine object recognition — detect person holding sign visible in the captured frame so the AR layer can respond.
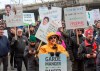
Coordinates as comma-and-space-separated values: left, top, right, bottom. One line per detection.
38, 32, 69, 57
11, 28, 28, 71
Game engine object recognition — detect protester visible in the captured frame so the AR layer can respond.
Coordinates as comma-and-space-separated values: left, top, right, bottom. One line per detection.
78, 29, 98, 71
95, 21, 100, 45
11, 28, 28, 71
0, 26, 10, 71
8, 27, 16, 69
56, 32, 66, 48
38, 32, 69, 57
69, 28, 85, 71
25, 24, 36, 38
24, 35, 39, 71
96, 46, 100, 71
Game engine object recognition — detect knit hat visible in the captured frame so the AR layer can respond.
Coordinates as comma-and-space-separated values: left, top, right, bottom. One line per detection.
84, 29, 93, 37
29, 35, 36, 42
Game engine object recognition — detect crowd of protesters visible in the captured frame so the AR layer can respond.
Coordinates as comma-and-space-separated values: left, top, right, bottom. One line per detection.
0, 19, 100, 71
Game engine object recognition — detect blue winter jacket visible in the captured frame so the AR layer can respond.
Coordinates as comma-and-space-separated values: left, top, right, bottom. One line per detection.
0, 36, 10, 57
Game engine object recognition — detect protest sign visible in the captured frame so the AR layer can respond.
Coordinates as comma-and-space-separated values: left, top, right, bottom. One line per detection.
86, 11, 94, 26
23, 13, 35, 26
64, 6, 87, 29
39, 54, 67, 71
3, 30, 8, 38
92, 9, 100, 21
5, 4, 23, 27
35, 7, 62, 43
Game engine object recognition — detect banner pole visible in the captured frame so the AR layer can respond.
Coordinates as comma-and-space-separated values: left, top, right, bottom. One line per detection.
76, 29, 79, 45
28, 25, 30, 39
15, 27, 17, 40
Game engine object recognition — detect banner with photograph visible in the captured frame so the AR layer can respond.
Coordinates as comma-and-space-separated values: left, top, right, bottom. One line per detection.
35, 7, 62, 43
39, 54, 67, 71
64, 6, 87, 29
23, 13, 35, 26
5, 4, 23, 27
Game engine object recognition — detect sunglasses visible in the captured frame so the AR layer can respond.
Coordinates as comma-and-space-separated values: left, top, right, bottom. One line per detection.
77, 29, 82, 31
49, 36, 57, 40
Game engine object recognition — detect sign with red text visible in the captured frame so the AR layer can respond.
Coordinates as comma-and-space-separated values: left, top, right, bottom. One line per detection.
5, 4, 23, 27
64, 6, 87, 29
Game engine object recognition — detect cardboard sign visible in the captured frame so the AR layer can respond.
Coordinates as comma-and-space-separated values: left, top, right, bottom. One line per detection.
5, 4, 23, 27
35, 7, 62, 43
64, 6, 87, 29
39, 54, 67, 71
23, 13, 35, 26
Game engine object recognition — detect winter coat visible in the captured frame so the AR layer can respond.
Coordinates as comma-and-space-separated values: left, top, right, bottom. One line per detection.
96, 52, 100, 71
0, 36, 10, 57
24, 46, 39, 71
78, 39, 98, 67
69, 35, 85, 61
38, 32, 69, 57
11, 36, 28, 57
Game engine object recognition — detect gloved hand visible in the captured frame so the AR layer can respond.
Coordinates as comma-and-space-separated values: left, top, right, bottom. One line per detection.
34, 50, 39, 54
14, 40, 18, 44
52, 44, 57, 49
55, 52, 61, 57
48, 52, 54, 56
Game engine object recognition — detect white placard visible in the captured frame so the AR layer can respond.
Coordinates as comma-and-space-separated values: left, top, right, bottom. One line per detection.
92, 9, 100, 21
3, 30, 8, 38
23, 13, 35, 25
35, 7, 62, 43
64, 6, 87, 29
86, 11, 94, 26
5, 4, 23, 27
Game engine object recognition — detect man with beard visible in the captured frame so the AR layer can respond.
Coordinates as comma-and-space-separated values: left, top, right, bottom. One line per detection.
78, 29, 98, 71
11, 28, 28, 71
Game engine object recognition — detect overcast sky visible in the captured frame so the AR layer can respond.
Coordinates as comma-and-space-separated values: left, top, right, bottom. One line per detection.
0, 0, 55, 9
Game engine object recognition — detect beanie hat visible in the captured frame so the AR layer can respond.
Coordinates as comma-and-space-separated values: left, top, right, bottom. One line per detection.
29, 35, 36, 42
84, 29, 93, 37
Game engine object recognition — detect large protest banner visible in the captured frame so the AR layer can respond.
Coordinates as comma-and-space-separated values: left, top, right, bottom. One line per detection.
23, 13, 35, 26
39, 54, 67, 71
64, 6, 87, 29
5, 4, 23, 27
35, 7, 62, 43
